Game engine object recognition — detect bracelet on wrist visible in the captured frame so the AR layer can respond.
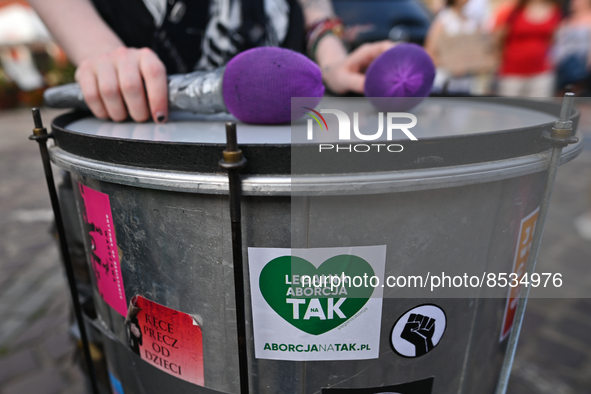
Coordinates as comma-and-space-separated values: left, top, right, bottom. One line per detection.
306, 17, 345, 62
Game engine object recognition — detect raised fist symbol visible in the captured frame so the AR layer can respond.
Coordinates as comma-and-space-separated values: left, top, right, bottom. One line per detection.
400, 313, 436, 356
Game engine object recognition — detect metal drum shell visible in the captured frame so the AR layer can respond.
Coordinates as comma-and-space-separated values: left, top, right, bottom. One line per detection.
49, 99, 582, 394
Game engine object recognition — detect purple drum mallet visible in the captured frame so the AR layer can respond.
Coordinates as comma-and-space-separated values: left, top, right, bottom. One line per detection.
223, 47, 324, 124
364, 43, 435, 111
44, 47, 324, 125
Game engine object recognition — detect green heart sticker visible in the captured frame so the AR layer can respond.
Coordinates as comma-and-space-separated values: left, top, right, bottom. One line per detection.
259, 255, 375, 336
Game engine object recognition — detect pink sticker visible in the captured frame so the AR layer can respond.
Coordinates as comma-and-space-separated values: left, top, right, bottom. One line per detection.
79, 184, 127, 316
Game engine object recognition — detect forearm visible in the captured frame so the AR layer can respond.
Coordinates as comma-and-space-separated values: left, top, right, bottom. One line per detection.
298, 0, 394, 94
315, 34, 348, 74
297, 0, 347, 71
29, 0, 123, 66
424, 22, 440, 67
298, 0, 335, 28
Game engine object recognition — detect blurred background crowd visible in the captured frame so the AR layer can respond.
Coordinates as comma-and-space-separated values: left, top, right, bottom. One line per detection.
0, 0, 591, 110
424, 0, 591, 97
0, 0, 74, 110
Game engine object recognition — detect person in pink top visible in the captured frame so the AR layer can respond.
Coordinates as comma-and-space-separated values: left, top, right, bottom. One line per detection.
494, 0, 561, 97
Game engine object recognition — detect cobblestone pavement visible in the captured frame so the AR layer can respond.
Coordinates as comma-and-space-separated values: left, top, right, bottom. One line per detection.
0, 108, 86, 394
0, 105, 590, 394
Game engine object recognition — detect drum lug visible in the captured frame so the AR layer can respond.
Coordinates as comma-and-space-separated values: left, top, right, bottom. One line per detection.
541, 131, 579, 148
28, 132, 54, 141
219, 155, 247, 170
540, 93, 580, 147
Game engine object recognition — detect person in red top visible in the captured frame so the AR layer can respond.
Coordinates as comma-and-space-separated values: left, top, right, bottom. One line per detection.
494, 0, 561, 97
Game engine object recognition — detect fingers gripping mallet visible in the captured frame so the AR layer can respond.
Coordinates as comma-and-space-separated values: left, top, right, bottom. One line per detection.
44, 47, 325, 125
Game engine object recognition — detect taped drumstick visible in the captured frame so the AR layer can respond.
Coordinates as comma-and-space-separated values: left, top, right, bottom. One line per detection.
364, 43, 435, 112
44, 47, 325, 125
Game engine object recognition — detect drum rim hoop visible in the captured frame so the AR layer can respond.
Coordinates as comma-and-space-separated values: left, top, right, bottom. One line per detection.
50, 98, 580, 176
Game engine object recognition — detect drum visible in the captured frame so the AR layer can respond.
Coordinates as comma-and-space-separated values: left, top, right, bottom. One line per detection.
49, 97, 582, 394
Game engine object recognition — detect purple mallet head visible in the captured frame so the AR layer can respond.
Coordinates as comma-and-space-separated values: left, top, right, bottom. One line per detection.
223, 47, 325, 124
364, 43, 435, 112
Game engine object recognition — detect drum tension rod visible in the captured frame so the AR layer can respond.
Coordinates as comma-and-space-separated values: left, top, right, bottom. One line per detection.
541, 94, 580, 147
29, 108, 100, 394
219, 122, 250, 394
495, 93, 579, 394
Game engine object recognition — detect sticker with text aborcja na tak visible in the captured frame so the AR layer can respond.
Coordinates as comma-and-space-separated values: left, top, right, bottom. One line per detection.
248, 246, 387, 361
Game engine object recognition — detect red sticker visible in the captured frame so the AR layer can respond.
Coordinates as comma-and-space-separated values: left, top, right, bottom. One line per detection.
127, 296, 204, 386
79, 184, 127, 316
500, 207, 539, 341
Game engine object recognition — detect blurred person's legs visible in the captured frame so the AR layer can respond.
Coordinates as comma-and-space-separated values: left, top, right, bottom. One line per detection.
574, 184, 591, 240
573, 86, 591, 239
432, 69, 472, 95
498, 72, 555, 97
525, 72, 555, 97
498, 76, 528, 97
471, 73, 494, 95
574, 211, 591, 239
579, 72, 591, 97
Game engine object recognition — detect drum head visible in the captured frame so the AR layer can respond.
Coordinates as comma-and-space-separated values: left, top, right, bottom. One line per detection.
51, 97, 577, 175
